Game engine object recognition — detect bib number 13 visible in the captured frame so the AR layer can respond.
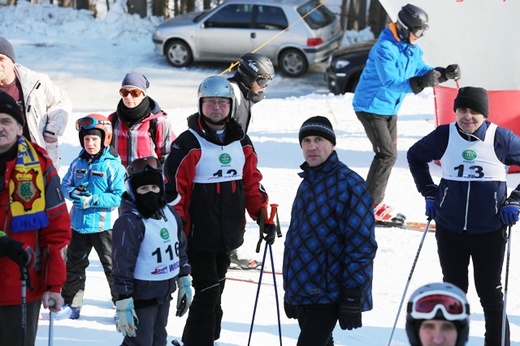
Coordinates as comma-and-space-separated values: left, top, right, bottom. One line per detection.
453, 164, 484, 178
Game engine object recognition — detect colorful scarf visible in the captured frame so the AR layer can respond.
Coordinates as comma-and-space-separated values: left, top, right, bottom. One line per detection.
9, 136, 49, 233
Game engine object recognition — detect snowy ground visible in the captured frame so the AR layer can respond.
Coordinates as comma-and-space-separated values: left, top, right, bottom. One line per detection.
0, 2, 519, 345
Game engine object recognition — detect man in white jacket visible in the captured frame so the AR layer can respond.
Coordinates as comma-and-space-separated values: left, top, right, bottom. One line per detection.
0, 37, 72, 170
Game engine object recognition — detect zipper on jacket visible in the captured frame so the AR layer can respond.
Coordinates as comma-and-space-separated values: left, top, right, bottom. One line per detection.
463, 182, 470, 231
439, 187, 448, 208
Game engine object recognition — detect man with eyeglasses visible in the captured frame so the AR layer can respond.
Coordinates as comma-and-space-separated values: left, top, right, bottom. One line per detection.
408, 87, 520, 345
0, 37, 72, 171
227, 53, 275, 269
108, 71, 175, 167
352, 4, 460, 227
164, 76, 276, 346
406, 282, 470, 346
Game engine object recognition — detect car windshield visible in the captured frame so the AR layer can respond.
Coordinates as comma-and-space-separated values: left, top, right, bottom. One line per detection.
193, 8, 216, 23
297, 1, 336, 29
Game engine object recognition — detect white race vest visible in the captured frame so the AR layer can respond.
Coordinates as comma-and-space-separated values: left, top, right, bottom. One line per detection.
441, 123, 507, 182
133, 207, 181, 281
189, 129, 245, 183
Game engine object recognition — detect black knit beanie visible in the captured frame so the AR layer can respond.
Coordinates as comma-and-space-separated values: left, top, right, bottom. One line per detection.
0, 92, 24, 126
298, 116, 336, 146
453, 86, 489, 117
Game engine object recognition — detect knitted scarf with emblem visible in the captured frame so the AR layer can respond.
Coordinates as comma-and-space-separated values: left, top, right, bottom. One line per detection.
9, 136, 49, 233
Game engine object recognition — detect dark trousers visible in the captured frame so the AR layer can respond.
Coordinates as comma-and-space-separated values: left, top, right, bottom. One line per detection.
182, 250, 230, 346
62, 230, 117, 306
355, 111, 397, 205
295, 304, 336, 346
436, 226, 510, 346
121, 300, 171, 346
0, 300, 40, 346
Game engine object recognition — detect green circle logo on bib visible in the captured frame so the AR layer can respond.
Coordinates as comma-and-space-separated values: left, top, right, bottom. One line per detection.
160, 228, 170, 240
219, 153, 232, 165
462, 149, 477, 161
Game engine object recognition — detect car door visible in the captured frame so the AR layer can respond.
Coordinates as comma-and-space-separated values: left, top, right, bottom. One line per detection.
251, 4, 290, 60
198, 3, 255, 61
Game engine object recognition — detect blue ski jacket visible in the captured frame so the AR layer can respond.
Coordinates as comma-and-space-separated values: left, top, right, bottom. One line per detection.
61, 146, 126, 234
283, 152, 377, 311
352, 25, 432, 116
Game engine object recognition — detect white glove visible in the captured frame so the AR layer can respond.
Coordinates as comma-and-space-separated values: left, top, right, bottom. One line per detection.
115, 298, 138, 337
176, 276, 193, 317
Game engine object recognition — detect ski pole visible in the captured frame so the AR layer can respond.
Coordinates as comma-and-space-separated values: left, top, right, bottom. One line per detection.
48, 298, 55, 346
501, 226, 512, 346
387, 218, 431, 346
21, 266, 28, 346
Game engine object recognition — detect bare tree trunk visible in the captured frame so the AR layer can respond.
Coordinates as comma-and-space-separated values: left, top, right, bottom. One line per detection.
203, 0, 211, 10
368, 0, 389, 38
346, 0, 367, 31
152, 0, 169, 17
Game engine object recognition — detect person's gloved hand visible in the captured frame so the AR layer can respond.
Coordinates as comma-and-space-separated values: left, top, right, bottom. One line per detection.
69, 184, 91, 200
72, 195, 93, 209
500, 201, 520, 226
116, 298, 138, 337
409, 70, 441, 94
339, 290, 362, 330
284, 301, 297, 319
0, 236, 31, 267
263, 223, 276, 245
176, 276, 193, 317
425, 196, 436, 220
444, 64, 461, 80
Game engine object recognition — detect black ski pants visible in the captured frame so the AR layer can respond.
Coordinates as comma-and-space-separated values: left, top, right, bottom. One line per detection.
0, 300, 40, 346
436, 226, 510, 346
61, 230, 116, 307
182, 250, 230, 346
294, 304, 336, 346
355, 111, 397, 206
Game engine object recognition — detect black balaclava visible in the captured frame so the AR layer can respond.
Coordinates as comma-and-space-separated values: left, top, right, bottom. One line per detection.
130, 171, 166, 218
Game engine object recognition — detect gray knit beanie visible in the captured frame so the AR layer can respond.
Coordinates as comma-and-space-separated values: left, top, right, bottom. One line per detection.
121, 72, 149, 95
0, 37, 15, 63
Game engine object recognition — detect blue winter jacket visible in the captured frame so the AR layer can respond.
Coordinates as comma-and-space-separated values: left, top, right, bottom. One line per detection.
61, 147, 126, 233
283, 152, 377, 311
352, 25, 432, 116
407, 121, 520, 234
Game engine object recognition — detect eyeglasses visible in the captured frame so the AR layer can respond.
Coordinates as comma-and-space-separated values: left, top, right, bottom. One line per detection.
127, 156, 162, 176
409, 293, 468, 321
119, 89, 143, 98
202, 99, 230, 107
255, 76, 272, 88
75, 117, 112, 131
411, 26, 428, 38
456, 107, 480, 115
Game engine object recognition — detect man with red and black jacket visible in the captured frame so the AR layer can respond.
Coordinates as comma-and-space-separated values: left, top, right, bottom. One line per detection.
0, 92, 70, 345
164, 76, 275, 346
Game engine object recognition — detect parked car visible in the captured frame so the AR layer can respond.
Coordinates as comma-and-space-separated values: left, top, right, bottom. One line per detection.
325, 39, 376, 94
152, 0, 343, 77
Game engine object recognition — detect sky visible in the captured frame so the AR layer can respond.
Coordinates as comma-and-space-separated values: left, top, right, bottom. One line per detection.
1, 1, 520, 345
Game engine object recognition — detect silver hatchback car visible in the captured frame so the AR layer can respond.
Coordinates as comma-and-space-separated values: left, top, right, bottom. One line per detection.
152, 0, 343, 77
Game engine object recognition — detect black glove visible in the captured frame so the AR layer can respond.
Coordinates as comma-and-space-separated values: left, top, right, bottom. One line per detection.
0, 237, 30, 267
338, 290, 362, 330
435, 64, 461, 83
409, 70, 440, 94
263, 223, 276, 245
284, 301, 297, 319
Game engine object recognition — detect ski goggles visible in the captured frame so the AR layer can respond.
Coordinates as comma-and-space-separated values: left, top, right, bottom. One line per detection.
408, 291, 468, 321
411, 25, 428, 38
119, 88, 143, 98
75, 117, 112, 131
127, 156, 162, 176
255, 75, 272, 88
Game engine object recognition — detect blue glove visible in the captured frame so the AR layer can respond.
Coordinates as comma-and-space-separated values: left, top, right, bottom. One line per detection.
116, 298, 138, 337
425, 197, 435, 219
72, 195, 93, 209
500, 201, 520, 226
176, 276, 193, 317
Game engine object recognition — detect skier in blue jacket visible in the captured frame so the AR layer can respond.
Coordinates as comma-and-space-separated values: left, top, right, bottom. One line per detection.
283, 116, 377, 346
59, 113, 126, 319
407, 86, 520, 345
353, 3, 460, 225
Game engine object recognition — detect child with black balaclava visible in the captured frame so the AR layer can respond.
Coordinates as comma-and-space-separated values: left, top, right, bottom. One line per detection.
111, 156, 192, 345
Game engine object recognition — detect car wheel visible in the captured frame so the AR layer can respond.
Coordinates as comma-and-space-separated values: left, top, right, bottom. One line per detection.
279, 49, 308, 77
165, 40, 193, 67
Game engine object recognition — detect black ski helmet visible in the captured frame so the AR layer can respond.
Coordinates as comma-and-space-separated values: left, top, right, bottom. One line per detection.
238, 53, 275, 88
397, 4, 429, 41
406, 282, 470, 346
